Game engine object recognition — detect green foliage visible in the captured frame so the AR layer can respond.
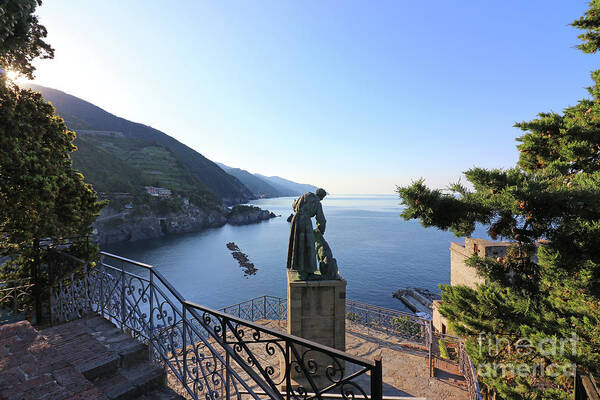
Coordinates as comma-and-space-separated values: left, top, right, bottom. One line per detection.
71, 136, 146, 194
70, 133, 221, 209
439, 339, 450, 360
572, 0, 600, 54
0, 84, 104, 255
0, 0, 54, 78
391, 315, 422, 337
396, 5, 600, 398
346, 311, 361, 322
0, 83, 105, 290
228, 205, 262, 216
0, 1, 103, 308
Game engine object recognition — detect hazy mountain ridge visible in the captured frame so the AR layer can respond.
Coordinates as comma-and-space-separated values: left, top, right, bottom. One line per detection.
217, 163, 318, 197
217, 164, 284, 198
255, 174, 318, 196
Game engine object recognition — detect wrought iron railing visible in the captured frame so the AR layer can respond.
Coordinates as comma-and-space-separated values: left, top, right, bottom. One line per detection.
0, 278, 34, 319
221, 297, 432, 346
345, 300, 431, 346
458, 339, 482, 400
221, 295, 287, 325
220, 296, 483, 400
50, 251, 383, 400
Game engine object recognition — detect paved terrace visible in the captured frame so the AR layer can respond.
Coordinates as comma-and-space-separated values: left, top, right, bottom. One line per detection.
160, 319, 468, 400
0, 316, 182, 399
0, 314, 468, 400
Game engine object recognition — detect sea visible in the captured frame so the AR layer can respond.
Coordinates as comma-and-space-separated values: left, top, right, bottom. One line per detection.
105, 194, 483, 312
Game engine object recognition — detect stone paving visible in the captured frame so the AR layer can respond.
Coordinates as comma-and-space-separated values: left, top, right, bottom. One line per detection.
0, 315, 467, 399
0, 320, 107, 399
163, 319, 469, 400
345, 322, 468, 399
0, 316, 182, 400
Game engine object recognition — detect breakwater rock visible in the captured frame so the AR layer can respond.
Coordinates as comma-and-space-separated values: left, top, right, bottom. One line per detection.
226, 242, 258, 276
393, 287, 440, 318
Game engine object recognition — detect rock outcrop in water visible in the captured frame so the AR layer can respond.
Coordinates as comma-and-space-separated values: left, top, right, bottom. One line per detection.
227, 205, 276, 225
226, 242, 258, 276
93, 203, 277, 245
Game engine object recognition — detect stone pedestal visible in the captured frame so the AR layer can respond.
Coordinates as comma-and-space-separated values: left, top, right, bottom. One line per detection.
283, 270, 346, 390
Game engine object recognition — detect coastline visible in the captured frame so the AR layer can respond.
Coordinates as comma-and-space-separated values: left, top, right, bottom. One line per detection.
92, 202, 278, 245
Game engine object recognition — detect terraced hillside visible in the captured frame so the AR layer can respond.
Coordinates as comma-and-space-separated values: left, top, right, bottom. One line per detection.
72, 133, 220, 209
24, 84, 252, 204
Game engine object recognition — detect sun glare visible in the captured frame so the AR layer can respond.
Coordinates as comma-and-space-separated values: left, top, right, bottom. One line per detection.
5, 70, 20, 82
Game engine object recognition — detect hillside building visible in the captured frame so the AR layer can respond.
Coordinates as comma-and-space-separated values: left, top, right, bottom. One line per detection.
144, 186, 172, 198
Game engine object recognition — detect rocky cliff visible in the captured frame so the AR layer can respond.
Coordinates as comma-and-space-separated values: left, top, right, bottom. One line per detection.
227, 205, 277, 225
93, 203, 276, 245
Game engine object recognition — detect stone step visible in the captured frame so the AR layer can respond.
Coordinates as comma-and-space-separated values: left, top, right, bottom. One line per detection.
93, 361, 166, 400
77, 352, 121, 381
39, 316, 176, 399
139, 387, 186, 400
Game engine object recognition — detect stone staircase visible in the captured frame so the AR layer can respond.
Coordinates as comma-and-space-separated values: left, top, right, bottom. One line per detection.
0, 315, 183, 399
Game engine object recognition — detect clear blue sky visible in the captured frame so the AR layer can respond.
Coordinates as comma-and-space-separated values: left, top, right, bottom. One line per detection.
26, 1, 596, 194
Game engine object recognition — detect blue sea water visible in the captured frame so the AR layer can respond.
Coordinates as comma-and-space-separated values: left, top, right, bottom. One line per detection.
105, 194, 481, 312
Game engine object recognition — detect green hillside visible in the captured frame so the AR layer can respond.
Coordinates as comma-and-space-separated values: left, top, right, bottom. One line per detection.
71, 133, 220, 208
71, 136, 146, 193
25, 84, 252, 204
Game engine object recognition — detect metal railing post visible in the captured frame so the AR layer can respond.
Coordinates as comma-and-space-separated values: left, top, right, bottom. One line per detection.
120, 262, 125, 331
285, 342, 291, 400
148, 272, 154, 362
70, 273, 76, 321
429, 320, 434, 378
278, 297, 283, 321
33, 239, 41, 324
99, 259, 105, 319
263, 295, 267, 319
182, 304, 187, 388
223, 318, 230, 400
371, 354, 383, 400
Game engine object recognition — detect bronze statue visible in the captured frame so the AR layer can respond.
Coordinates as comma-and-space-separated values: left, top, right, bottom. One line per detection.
287, 188, 340, 280
314, 229, 340, 280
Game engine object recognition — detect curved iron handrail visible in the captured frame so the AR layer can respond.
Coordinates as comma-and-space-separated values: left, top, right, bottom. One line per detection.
50, 251, 383, 400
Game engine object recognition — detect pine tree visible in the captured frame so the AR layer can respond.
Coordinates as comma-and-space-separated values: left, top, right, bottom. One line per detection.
397, 3, 600, 399
0, 2, 103, 290
0, 0, 54, 79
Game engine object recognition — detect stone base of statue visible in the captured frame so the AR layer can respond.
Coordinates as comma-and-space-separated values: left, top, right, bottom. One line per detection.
281, 270, 346, 391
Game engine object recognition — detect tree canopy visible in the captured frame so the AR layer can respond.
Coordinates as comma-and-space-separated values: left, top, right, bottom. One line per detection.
0, 0, 53, 79
0, 84, 104, 257
397, 3, 600, 399
0, 1, 102, 267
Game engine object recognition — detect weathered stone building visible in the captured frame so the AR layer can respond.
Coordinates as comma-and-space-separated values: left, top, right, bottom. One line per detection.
433, 238, 512, 334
